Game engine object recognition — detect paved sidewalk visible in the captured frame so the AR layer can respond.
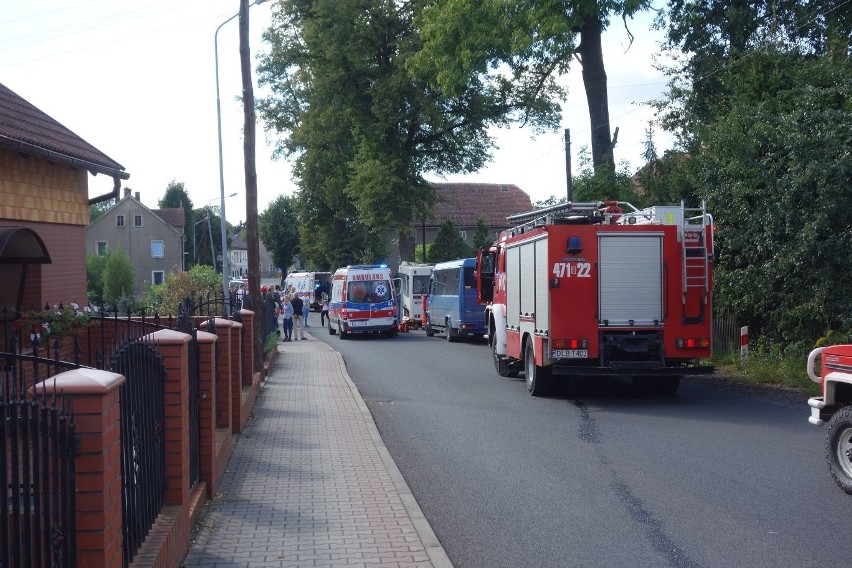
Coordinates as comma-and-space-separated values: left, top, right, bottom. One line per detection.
183, 332, 453, 568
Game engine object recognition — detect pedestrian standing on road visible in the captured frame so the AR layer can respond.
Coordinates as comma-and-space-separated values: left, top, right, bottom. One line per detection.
281, 294, 294, 341
290, 294, 305, 340
320, 292, 330, 327
302, 291, 311, 327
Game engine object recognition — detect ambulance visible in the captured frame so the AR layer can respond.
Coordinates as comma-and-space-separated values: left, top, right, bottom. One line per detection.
283, 271, 332, 312
327, 264, 399, 338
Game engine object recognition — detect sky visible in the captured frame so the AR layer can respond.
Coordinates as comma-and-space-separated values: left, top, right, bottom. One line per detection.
1, 0, 676, 224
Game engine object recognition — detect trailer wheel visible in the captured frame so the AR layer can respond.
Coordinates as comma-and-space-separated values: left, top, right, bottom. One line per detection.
825, 405, 852, 494
491, 334, 515, 377
524, 341, 550, 397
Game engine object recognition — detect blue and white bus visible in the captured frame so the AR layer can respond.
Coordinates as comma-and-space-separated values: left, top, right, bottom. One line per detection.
425, 257, 487, 342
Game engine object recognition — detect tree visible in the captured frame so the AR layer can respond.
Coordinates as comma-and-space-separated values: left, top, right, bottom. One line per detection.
102, 248, 135, 305
86, 252, 109, 305
655, 2, 852, 346
259, 195, 300, 272
256, 0, 522, 264
657, 0, 851, 147
89, 200, 113, 223
695, 50, 852, 347
159, 180, 194, 263
429, 219, 470, 262
147, 265, 221, 316
413, 0, 654, 173
472, 218, 493, 250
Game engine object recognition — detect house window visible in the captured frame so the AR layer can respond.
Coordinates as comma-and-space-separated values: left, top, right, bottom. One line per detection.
116, 215, 125, 227
96, 241, 108, 255
134, 214, 143, 227
459, 230, 467, 240
151, 240, 164, 258
152, 271, 165, 286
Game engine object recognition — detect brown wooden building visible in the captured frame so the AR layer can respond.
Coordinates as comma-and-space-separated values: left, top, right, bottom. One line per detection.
0, 81, 128, 312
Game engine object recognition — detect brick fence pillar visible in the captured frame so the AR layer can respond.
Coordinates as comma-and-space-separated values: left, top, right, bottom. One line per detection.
210, 318, 233, 430
238, 309, 257, 384
142, 329, 192, 507
37, 368, 126, 568
195, 330, 218, 498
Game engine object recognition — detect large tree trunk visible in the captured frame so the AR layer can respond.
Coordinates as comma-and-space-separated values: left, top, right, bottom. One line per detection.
577, 15, 615, 173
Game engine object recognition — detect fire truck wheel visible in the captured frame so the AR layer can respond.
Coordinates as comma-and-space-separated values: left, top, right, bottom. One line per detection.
492, 335, 516, 377
825, 406, 852, 495
524, 341, 550, 397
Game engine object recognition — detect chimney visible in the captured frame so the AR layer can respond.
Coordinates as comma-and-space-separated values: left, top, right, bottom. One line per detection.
135, 191, 140, 201
123, 186, 131, 198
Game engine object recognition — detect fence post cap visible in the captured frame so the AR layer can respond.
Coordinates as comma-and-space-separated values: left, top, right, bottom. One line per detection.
196, 330, 218, 343
143, 328, 192, 345
37, 367, 125, 394
212, 317, 234, 328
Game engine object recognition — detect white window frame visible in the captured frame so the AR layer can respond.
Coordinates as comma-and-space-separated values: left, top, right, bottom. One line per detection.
96, 241, 108, 255
151, 270, 165, 285
459, 230, 467, 240
151, 240, 164, 258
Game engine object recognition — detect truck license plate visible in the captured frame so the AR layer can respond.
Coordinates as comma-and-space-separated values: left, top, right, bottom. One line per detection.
552, 349, 588, 358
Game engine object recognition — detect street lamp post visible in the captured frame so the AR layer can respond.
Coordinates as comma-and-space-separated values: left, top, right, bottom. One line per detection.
215, 0, 269, 311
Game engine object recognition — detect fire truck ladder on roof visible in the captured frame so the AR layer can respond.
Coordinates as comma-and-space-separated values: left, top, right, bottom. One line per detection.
681, 200, 710, 306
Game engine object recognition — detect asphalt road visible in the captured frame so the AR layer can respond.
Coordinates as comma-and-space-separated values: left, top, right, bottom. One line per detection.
312, 325, 852, 568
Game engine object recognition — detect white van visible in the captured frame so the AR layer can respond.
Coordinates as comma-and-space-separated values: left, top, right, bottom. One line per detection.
283, 271, 332, 311
327, 264, 398, 338
396, 261, 433, 326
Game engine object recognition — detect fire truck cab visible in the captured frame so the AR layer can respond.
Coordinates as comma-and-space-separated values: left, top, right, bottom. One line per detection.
807, 345, 852, 494
476, 200, 715, 396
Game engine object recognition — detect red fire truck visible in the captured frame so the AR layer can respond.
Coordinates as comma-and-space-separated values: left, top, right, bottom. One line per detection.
476, 200, 715, 396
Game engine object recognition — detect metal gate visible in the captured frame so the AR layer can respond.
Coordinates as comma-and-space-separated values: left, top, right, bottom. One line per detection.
1, 362, 77, 568
109, 340, 166, 567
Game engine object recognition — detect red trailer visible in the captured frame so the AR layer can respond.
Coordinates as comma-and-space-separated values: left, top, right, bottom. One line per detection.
476, 200, 715, 396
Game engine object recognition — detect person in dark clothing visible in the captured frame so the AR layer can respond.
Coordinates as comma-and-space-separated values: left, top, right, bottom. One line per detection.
290, 294, 305, 340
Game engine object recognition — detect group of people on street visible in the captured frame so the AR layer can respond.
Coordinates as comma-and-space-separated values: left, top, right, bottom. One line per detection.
260, 283, 330, 342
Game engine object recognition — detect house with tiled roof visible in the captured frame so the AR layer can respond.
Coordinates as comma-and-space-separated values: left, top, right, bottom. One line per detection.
0, 81, 128, 314
393, 182, 533, 269
86, 189, 185, 294
228, 233, 279, 279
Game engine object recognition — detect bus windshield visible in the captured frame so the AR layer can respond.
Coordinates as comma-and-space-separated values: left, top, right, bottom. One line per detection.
347, 279, 392, 303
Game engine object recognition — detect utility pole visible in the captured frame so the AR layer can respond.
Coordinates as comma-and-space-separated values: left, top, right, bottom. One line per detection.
565, 128, 573, 203
239, 0, 263, 372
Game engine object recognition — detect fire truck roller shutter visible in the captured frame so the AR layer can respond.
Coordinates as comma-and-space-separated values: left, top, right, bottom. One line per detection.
598, 234, 664, 326
507, 246, 521, 329
535, 238, 549, 334
520, 242, 536, 318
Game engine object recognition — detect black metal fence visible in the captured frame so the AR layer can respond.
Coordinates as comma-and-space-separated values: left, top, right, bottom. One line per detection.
1, 361, 77, 568
1, 294, 240, 567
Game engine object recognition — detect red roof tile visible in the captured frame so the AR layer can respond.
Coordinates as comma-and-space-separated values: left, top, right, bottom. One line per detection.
426, 182, 533, 228
0, 82, 127, 178
153, 208, 186, 228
